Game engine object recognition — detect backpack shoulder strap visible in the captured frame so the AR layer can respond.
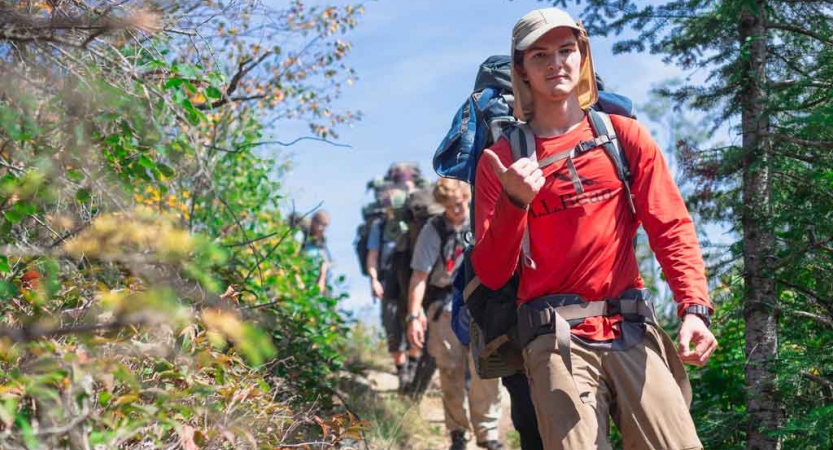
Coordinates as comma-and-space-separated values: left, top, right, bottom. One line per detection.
586, 110, 636, 214
429, 215, 446, 237
507, 123, 538, 270
508, 123, 537, 163
587, 110, 631, 180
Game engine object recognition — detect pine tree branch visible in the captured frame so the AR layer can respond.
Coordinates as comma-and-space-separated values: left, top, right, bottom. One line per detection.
767, 22, 833, 45
772, 237, 833, 271
769, 133, 833, 150
802, 371, 833, 389
772, 171, 833, 200
789, 311, 833, 328
769, 79, 833, 90
776, 278, 833, 305
777, 151, 817, 164
770, 52, 813, 78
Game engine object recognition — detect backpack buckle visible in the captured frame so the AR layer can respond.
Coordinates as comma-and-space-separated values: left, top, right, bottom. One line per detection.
605, 298, 645, 323
605, 298, 622, 316
575, 135, 612, 154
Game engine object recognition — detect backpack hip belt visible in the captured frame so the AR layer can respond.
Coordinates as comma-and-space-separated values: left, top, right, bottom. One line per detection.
516, 288, 657, 403
517, 289, 657, 344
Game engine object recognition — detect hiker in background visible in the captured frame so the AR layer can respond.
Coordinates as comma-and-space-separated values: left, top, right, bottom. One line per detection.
365, 187, 414, 388
389, 182, 444, 398
301, 210, 332, 295
388, 162, 419, 193
289, 212, 311, 250
406, 178, 504, 450
473, 8, 717, 449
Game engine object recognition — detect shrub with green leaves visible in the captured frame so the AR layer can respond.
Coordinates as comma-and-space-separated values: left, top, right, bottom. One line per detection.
0, 0, 364, 448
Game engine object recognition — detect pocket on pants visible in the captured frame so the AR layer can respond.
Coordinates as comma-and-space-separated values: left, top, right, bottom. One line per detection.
648, 324, 692, 406
522, 333, 555, 379
427, 308, 460, 371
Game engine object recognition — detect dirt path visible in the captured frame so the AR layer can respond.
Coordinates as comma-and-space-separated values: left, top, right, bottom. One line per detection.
364, 367, 516, 450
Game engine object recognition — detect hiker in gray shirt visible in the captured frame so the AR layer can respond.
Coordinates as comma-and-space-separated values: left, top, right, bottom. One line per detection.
406, 178, 504, 450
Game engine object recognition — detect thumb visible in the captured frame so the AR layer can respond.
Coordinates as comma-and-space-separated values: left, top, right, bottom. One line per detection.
678, 326, 693, 357
482, 149, 507, 176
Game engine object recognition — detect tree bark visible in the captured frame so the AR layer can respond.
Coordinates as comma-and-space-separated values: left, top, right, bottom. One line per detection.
740, 1, 783, 449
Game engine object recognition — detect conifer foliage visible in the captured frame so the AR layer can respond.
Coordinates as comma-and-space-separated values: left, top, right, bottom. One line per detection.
537, 0, 832, 447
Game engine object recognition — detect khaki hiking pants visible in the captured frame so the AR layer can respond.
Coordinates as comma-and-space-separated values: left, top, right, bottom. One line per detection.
427, 301, 502, 442
523, 324, 703, 450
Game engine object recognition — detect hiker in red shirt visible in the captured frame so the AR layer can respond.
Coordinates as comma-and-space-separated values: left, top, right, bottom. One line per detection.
471, 8, 717, 450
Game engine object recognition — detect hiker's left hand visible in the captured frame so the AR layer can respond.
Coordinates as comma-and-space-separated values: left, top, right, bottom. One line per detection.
678, 314, 717, 366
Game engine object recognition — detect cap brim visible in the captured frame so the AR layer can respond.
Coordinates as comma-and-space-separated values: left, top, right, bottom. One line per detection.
515, 23, 581, 51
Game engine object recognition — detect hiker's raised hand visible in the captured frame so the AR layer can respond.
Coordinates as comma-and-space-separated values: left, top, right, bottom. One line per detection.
678, 314, 718, 367
483, 149, 545, 207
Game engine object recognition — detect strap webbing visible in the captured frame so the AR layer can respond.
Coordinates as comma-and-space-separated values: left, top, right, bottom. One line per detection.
463, 276, 481, 301
479, 334, 510, 358
508, 113, 636, 271
566, 157, 584, 194
509, 124, 538, 271
587, 110, 636, 214
554, 310, 585, 402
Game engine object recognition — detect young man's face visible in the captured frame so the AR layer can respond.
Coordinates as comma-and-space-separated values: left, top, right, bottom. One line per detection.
519, 27, 582, 104
444, 194, 470, 224
310, 216, 329, 238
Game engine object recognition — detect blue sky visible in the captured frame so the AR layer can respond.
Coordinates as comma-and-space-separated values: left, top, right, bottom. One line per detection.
274, 0, 698, 325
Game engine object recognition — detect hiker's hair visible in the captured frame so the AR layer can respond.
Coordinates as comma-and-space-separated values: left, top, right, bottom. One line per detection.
433, 178, 471, 204
307, 210, 330, 244
311, 210, 330, 225
512, 28, 584, 67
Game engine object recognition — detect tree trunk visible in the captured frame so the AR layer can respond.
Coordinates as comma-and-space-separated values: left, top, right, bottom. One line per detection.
739, 1, 783, 449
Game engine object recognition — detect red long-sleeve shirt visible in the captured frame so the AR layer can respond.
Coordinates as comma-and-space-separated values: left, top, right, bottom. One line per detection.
472, 114, 712, 341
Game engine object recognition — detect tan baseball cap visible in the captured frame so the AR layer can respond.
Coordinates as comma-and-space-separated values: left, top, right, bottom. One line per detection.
510, 8, 598, 120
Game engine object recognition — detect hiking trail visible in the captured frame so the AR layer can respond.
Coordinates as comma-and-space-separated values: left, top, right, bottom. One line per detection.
352, 366, 515, 450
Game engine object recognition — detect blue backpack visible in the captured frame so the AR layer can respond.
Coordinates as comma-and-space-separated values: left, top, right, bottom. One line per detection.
435, 55, 637, 378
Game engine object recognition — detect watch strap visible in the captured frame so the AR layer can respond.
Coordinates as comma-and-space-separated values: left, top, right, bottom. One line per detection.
684, 305, 712, 327
405, 313, 422, 323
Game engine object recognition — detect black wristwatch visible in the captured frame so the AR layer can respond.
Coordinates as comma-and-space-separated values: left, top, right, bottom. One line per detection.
683, 305, 712, 328
405, 313, 422, 324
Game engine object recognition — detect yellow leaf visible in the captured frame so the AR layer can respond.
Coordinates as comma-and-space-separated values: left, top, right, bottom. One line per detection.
113, 394, 139, 406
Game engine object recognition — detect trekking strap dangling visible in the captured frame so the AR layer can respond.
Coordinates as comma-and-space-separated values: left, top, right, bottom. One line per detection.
565, 156, 584, 194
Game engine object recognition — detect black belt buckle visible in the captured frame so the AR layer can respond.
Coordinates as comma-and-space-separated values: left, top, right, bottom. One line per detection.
605, 298, 622, 316
607, 296, 646, 323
